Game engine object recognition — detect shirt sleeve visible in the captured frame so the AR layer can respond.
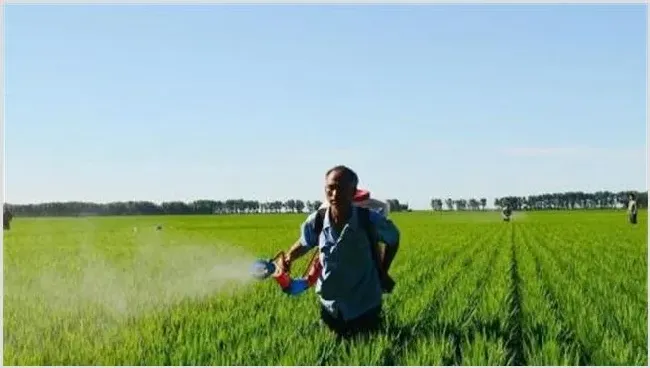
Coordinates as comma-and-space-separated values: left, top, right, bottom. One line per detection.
298, 211, 319, 249
368, 210, 400, 247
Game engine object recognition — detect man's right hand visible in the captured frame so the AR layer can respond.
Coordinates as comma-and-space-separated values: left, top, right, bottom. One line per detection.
282, 253, 292, 273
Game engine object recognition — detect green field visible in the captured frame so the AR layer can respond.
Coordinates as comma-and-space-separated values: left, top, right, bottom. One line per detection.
3, 210, 648, 365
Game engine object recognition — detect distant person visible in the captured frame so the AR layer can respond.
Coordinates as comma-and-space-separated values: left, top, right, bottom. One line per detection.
502, 205, 512, 222
3, 207, 13, 230
628, 193, 638, 225
283, 165, 400, 339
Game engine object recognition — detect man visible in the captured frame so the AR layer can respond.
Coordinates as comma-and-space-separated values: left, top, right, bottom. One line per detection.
284, 165, 400, 338
628, 193, 638, 225
3, 206, 13, 230
502, 205, 512, 222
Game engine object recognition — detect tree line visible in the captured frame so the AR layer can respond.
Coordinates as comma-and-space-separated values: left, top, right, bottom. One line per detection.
3, 191, 645, 218
4, 198, 411, 218
431, 190, 647, 211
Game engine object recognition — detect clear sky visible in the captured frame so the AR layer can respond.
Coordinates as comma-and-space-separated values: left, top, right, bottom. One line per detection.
5, 4, 647, 209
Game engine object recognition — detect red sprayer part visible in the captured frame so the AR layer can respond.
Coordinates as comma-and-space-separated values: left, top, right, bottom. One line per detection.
306, 260, 322, 287
269, 252, 292, 290
273, 271, 292, 289
354, 189, 370, 202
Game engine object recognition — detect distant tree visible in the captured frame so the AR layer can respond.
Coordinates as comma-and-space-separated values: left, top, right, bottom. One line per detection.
369, 199, 406, 212
295, 200, 305, 213
430, 198, 444, 211
468, 198, 479, 211
284, 199, 296, 213
445, 198, 454, 211
430, 198, 443, 211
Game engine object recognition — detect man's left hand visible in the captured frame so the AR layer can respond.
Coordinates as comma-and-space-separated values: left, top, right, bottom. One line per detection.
380, 273, 395, 294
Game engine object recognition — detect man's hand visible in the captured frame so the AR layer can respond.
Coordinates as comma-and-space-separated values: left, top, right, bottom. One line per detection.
281, 253, 292, 273
284, 240, 311, 272
381, 242, 399, 275
379, 272, 395, 294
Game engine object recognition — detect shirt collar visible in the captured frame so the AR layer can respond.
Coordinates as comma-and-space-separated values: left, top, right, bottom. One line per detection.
323, 205, 359, 231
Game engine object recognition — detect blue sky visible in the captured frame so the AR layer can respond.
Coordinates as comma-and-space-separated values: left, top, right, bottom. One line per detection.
5, 4, 647, 209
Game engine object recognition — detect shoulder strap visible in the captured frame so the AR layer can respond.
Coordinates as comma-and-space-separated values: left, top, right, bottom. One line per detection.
301, 207, 327, 278
357, 207, 383, 273
314, 207, 327, 237
315, 206, 377, 246
357, 207, 375, 242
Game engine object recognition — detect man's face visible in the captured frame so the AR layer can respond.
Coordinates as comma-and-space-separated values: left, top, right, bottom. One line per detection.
325, 170, 355, 208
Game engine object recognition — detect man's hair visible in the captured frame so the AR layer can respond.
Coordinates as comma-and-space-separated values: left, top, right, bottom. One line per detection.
326, 165, 359, 188
629, 193, 636, 199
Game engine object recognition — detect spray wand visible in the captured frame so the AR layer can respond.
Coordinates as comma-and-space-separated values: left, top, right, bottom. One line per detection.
250, 250, 320, 296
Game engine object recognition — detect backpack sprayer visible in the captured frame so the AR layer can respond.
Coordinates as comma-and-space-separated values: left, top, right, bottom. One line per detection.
250, 189, 392, 296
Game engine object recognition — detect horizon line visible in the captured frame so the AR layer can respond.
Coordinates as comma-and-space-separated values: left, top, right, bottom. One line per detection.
4, 187, 647, 207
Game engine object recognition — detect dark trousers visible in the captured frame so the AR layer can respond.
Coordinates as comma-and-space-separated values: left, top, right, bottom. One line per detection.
320, 304, 383, 339
629, 213, 638, 224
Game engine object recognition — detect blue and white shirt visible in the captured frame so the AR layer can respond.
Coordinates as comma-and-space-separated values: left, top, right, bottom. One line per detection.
298, 205, 400, 320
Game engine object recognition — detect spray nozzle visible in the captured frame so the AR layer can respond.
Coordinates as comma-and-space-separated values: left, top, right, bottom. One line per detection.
250, 259, 275, 279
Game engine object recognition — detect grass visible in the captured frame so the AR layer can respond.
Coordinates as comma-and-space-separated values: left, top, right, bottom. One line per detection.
3, 210, 648, 365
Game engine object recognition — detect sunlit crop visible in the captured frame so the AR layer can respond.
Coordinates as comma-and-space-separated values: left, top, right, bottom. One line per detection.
3, 210, 647, 365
